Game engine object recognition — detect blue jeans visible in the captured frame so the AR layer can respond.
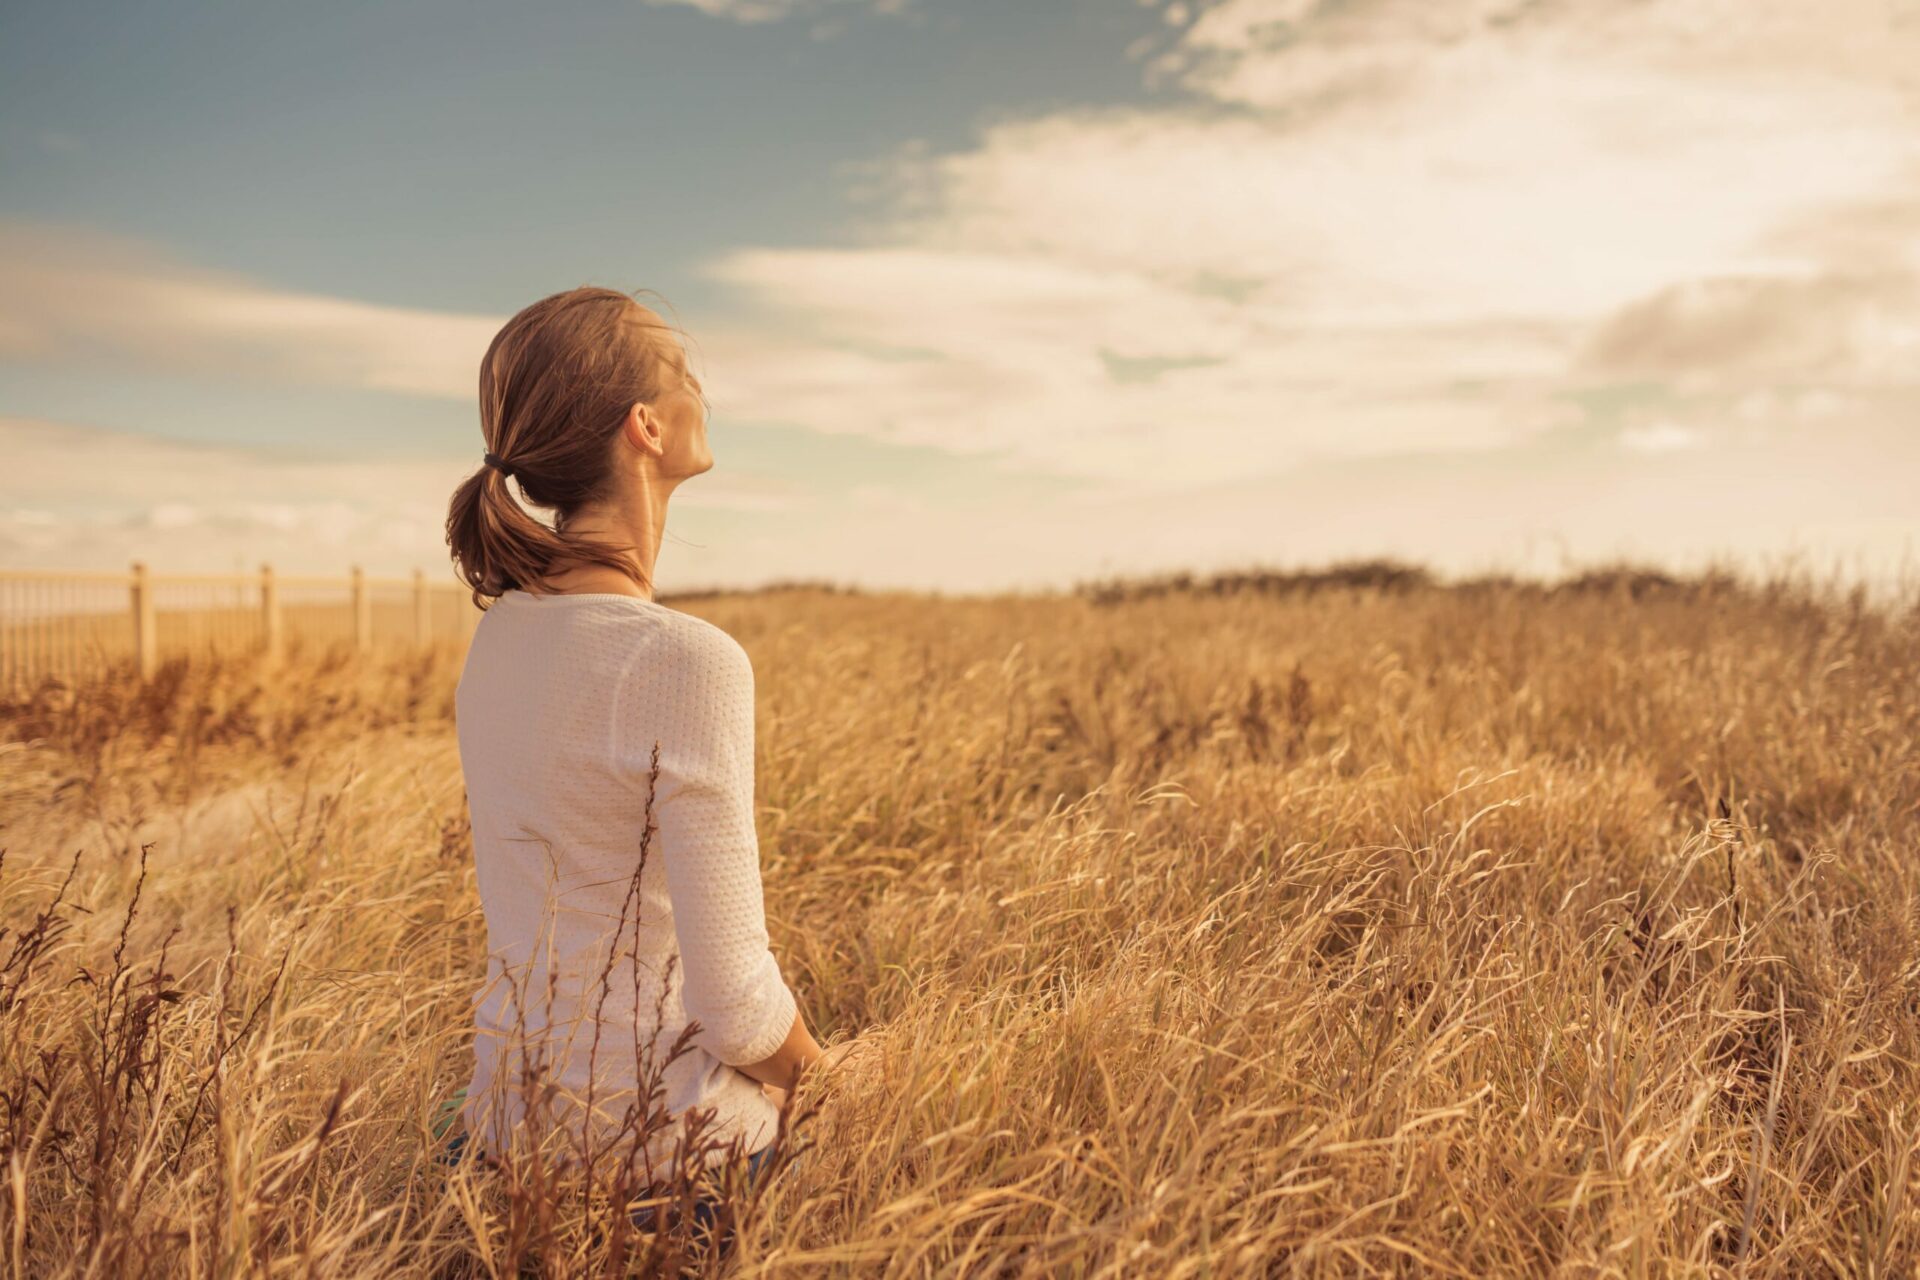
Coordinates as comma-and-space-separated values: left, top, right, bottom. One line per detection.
629, 1144, 777, 1237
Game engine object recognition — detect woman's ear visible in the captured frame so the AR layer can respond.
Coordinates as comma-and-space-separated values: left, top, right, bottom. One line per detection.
622, 401, 665, 457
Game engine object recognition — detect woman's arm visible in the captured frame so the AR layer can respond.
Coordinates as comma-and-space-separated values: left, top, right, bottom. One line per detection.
736, 1006, 824, 1091
638, 628, 803, 1070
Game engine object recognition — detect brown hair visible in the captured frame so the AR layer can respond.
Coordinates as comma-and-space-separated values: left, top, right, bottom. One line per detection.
445, 285, 689, 608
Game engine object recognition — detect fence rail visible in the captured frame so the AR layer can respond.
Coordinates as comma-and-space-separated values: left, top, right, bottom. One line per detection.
0, 564, 480, 691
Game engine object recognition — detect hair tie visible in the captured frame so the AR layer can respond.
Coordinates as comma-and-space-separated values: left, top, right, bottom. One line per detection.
483, 451, 515, 480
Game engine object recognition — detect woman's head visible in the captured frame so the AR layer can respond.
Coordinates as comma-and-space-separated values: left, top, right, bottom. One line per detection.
444, 285, 711, 605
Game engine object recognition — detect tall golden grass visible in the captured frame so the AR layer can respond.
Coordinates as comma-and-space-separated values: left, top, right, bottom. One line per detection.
2, 566, 1917, 1277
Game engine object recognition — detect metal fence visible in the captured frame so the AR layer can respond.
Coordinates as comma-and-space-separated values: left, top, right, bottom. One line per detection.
0, 565, 481, 691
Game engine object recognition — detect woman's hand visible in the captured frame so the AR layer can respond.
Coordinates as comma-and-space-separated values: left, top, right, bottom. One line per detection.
807, 1034, 880, 1091
768, 1035, 873, 1098
814, 1037, 869, 1075
762, 1033, 880, 1110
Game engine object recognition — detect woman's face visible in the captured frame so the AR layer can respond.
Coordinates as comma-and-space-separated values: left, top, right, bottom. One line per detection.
628, 308, 712, 483
658, 341, 713, 481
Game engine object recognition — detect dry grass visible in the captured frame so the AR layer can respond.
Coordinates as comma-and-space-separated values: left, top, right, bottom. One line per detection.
2, 567, 1918, 1277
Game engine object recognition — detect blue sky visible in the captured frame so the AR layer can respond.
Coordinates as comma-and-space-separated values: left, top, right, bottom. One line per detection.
3, 0, 1176, 313
3, 0, 1917, 592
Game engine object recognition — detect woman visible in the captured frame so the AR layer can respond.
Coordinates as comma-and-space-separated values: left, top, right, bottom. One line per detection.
441, 285, 839, 1225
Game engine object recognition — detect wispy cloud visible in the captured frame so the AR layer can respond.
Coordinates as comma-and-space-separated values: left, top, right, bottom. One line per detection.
0, 224, 501, 400
690, 0, 1920, 495
0, 415, 811, 574
1584, 268, 1920, 389
6, 0, 1918, 587
1618, 423, 1705, 455
639, 0, 908, 24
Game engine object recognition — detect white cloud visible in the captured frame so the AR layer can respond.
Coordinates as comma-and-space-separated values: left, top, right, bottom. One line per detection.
0, 224, 501, 400
1152, 0, 1918, 114
695, 411, 1920, 596
141, 502, 203, 530
1618, 424, 1706, 455
7, 0, 1920, 588
690, 0, 1920, 497
846, 483, 925, 513
0, 416, 812, 574
643, 0, 791, 22
1581, 267, 1920, 390
640, 0, 906, 23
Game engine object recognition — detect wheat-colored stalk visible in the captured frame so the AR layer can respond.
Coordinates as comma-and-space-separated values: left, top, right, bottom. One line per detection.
0, 566, 1915, 1277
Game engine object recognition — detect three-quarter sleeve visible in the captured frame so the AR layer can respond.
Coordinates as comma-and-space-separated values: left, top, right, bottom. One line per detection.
621, 625, 798, 1068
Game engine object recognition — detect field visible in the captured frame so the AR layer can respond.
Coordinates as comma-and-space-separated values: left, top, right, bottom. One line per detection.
3, 568, 1918, 1277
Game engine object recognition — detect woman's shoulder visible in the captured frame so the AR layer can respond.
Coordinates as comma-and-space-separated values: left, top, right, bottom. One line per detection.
620, 608, 753, 698
652, 606, 749, 664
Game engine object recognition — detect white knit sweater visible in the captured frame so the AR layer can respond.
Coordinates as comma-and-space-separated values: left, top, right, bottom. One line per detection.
453, 588, 797, 1170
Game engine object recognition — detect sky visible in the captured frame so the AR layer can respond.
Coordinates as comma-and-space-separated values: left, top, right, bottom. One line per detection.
2, 0, 1916, 594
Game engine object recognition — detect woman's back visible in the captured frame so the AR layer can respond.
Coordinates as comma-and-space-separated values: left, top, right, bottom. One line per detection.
453, 587, 796, 1172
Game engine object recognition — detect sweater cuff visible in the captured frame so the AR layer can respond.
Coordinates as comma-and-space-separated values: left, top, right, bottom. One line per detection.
727, 964, 799, 1067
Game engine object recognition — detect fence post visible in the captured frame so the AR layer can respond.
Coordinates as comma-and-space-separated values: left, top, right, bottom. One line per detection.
130, 562, 157, 680
260, 563, 283, 661
351, 566, 372, 653
412, 569, 432, 646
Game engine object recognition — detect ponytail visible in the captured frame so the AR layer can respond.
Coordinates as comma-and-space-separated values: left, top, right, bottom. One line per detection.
444, 461, 644, 610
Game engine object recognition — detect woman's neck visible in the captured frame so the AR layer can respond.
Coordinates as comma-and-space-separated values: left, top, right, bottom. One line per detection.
533, 476, 673, 599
